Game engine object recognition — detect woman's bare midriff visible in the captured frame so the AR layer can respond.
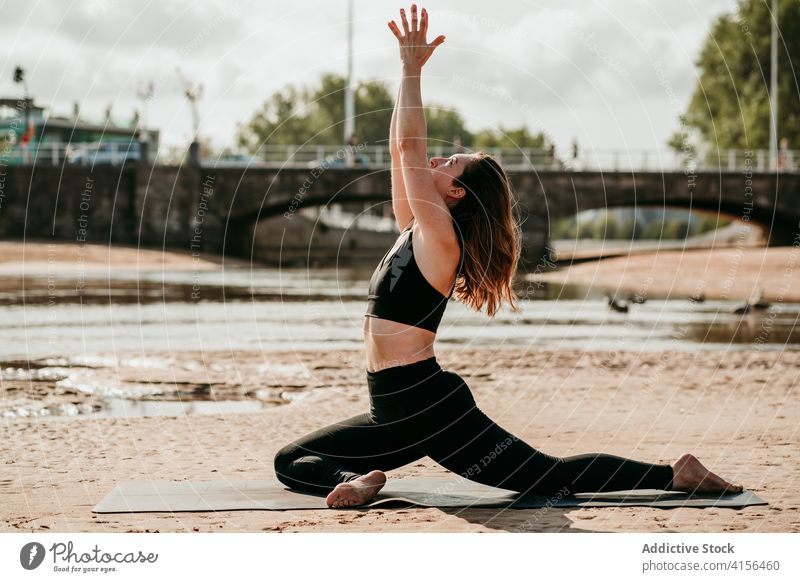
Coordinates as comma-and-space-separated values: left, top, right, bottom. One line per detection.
363, 316, 437, 373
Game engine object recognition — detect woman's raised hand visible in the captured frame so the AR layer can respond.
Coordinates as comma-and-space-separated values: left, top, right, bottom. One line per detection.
388, 4, 445, 70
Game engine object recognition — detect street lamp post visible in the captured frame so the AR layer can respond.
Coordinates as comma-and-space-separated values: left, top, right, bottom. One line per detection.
176, 68, 204, 166
344, 0, 356, 166
12, 66, 31, 151
136, 82, 155, 140
768, 0, 779, 170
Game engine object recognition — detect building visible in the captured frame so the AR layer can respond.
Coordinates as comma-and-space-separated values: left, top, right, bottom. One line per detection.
0, 97, 158, 165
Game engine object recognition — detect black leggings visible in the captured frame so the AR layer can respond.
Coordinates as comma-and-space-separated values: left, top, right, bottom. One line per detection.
274, 356, 674, 497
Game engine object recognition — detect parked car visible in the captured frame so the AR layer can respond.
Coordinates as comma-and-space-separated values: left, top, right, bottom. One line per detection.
67, 141, 141, 165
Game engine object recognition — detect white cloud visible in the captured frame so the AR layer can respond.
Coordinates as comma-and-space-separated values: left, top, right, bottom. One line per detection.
0, 0, 738, 151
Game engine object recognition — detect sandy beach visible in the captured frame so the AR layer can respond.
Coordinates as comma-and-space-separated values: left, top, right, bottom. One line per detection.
0, 240, 243, 274
2, 346, 797, 533
534, 246, 800, 302
1, 242, 798, 532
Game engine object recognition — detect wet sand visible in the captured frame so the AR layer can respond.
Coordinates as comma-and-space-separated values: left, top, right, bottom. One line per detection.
0, 241, 264, 306
2, 347, 797, 533
534, 246, 800, 302
0, 240, 236, 272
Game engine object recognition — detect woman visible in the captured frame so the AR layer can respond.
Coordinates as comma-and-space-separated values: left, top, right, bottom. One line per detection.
274, 4, 743, 509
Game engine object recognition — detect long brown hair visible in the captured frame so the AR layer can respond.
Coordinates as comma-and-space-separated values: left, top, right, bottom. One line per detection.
450, 152, 522, 316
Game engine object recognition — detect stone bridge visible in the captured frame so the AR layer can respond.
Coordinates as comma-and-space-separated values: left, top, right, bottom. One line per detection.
1, 163, 797, 269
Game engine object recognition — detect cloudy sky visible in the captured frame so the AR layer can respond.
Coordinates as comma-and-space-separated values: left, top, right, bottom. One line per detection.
0, 0, 738, 154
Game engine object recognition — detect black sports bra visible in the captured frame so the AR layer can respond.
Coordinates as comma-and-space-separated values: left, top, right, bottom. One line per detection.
364, 219, 464, 333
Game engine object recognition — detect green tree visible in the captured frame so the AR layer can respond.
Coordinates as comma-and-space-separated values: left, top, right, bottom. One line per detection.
551, 217, 577, 239
237, 73, 549, 153
576, 218, 595, 239
237, 73, 475, 150
353, 79, 395, 147
617, 219, 642, 240
236, 83, 313, 148
237, 73, 390, 148
697, 215, 731, 233
591, 214, 609, 240
424, 106, 473, 148
663, 219, 691, 239
473, 125, 547, 149
642, 220, 665, 240
671, 0, 800, 150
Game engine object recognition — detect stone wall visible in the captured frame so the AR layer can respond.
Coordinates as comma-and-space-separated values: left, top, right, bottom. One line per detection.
0, 165, 137, 244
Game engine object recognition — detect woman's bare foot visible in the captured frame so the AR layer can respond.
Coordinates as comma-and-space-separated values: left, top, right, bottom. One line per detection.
670, 453, 743, 494
326, 470, 387, 508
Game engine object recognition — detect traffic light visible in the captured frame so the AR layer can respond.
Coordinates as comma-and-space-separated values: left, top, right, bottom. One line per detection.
13, 66, 24, 84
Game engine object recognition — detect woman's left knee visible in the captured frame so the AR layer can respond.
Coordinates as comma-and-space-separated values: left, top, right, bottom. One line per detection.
273, 443, 298, 476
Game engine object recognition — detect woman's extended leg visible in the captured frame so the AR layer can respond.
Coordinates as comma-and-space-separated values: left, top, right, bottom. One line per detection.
273, 412, 423, 498
419, 371, 678, 496
425, 405, 676, 496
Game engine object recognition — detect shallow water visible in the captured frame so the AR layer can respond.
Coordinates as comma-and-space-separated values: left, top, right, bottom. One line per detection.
4, 287, 799, 357
2, 266, 799, 419
98, 398, 269, 417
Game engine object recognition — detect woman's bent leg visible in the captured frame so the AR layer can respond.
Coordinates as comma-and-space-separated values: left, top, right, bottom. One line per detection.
274, 412, 423, 496
420, 373, 674, 496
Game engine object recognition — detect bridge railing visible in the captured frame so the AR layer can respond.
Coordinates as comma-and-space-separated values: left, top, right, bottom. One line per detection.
252, 144, 554, 169
251, 144, 799, 173
570, 148, 797, 173
3, 141, 798, 173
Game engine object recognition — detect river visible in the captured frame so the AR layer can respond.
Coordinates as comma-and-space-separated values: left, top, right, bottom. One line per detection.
2, 265, 798, 419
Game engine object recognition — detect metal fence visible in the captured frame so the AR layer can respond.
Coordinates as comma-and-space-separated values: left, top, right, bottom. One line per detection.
3, 142, 798, 173
252, 144, 798, 172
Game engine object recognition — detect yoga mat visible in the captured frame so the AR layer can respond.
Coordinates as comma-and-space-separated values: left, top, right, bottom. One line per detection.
93, 476, 766, 513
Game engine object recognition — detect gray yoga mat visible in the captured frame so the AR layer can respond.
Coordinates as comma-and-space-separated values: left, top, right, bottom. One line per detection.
93, 476, 766, 513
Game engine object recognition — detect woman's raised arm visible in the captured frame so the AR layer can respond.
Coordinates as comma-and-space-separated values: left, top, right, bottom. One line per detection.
389, 84, 413, 232
388, 5, 454, 243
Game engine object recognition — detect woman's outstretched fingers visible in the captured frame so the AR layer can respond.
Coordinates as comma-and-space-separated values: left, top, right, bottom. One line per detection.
388, 20, 402, 41
400, 7, 410, 35
391, 5, 445, 68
